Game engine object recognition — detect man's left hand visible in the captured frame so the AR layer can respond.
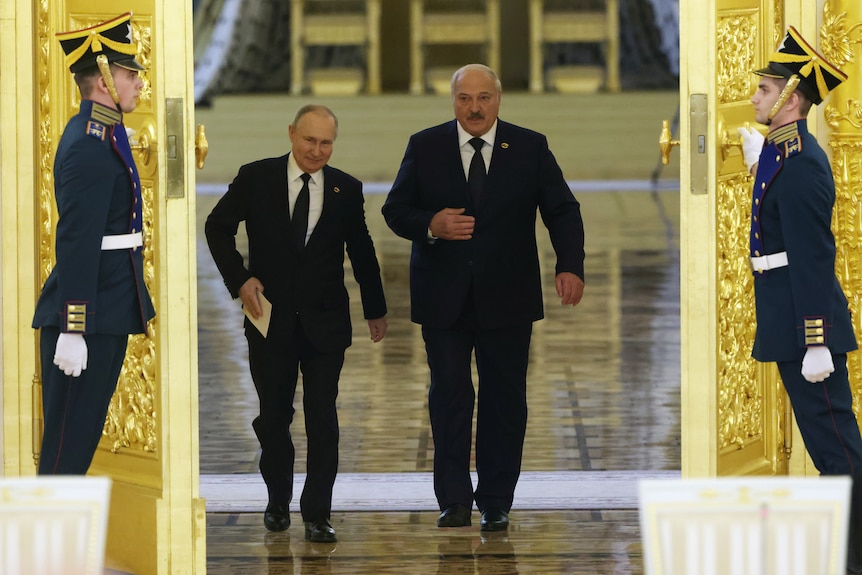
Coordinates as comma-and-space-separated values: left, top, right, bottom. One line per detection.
801, 346, 834, 383
556, 272, 584, 307
368, 317, 388, 343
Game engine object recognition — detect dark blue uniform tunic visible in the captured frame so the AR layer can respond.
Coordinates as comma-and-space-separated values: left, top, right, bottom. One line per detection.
750, 119, 862, 478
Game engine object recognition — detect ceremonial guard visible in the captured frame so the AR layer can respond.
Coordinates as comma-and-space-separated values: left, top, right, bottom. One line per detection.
737, 26, 862, 573
32, 13, 155, 475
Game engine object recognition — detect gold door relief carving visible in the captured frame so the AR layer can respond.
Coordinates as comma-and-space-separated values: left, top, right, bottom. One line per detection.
717, 174, 762, 451
717, 15, 758, 104
822, 0, 862, 418
36, 11, 160, 456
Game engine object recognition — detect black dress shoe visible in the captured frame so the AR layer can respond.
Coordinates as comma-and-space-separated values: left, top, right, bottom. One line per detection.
304, 518, 337, 542
480, 508, 509, 532
437, 504, 471, 527
263, 503, 290, 532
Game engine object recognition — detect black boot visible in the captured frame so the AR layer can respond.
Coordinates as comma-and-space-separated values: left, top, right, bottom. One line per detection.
848, 478, 862, 574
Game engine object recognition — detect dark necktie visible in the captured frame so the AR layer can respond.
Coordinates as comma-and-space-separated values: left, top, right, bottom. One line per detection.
293, 173, 311, 250
468, 137, 486, 204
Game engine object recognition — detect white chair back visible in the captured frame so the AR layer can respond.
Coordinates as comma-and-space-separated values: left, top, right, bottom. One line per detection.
0, 476, 112, 575
639, 476, 851, 575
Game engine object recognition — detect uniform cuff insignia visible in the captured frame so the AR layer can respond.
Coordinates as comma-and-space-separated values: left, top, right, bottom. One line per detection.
803, 317, 825, 345
65, 302, 87, 332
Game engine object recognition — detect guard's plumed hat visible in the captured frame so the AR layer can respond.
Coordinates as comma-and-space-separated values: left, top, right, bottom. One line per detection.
754, 26, 846, 105
57, 12, 144, 74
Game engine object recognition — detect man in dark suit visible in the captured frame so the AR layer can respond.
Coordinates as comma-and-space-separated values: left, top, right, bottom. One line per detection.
32, 13, 155, 475
737, 26, 862, 574
382, 64, 585, 532
206, 104, 387, 542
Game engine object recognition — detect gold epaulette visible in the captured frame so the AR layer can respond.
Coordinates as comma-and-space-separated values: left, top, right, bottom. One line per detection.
803, 317, 825, 345
90, 101, 121, 125
767, 123, 802, 158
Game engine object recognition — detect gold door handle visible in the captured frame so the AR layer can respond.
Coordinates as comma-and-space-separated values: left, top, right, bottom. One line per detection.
659, 120, 679, 165
722, 121, 750, 150
195, 124, 208, 170
129, 121, 156, 167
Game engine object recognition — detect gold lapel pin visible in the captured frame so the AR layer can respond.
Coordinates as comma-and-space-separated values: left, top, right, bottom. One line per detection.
334, 186, 340, 193
501, 142, 509, 149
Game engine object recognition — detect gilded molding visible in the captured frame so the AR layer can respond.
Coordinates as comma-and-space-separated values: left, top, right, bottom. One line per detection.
717, 15, 758, 104
106, 180, 158, 453
773, 0, 783, 49
824, 100, 862, 129
820, 2, 861, 69
37, 1, 54, 286
830, 138, 862, 416
823, 0, 862, 416
717, 175, 762, 449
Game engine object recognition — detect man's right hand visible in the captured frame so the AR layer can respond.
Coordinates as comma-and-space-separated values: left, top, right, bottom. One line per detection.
54, 333, 88, 377
429, 208, 475, 241
239, 277, 265, 319
737, 126, 765, 174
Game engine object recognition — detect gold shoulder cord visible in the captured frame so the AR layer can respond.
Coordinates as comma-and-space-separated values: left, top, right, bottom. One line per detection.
766, 75, 801, 125
96, 54, 120, 105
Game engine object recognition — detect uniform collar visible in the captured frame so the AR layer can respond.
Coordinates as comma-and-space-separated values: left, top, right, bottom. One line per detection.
79, 99, 123, 125
767, 119, 807, 146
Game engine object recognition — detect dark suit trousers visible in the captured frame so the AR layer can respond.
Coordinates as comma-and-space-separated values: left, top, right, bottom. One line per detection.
38, 326, 128, 475
422, 302, 532, 513
247, 318, 344, 522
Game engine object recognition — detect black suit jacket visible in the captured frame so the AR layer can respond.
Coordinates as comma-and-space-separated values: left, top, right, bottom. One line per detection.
382, 119, 584, 329
205, 154, 386, 351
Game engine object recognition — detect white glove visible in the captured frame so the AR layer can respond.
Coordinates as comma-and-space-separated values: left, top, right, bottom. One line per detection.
737, 126, 765, 172
801, 346, 834, 383
53, 333, 88, 377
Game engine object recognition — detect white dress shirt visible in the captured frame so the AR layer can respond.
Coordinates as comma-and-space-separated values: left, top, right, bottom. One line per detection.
457, 120, 497, 180
286, 153, 324, 246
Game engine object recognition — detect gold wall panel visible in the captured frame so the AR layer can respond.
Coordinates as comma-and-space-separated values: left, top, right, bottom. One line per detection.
823, 0, 862, 418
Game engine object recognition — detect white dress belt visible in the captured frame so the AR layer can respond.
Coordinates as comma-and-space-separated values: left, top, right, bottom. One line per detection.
101, 232, 143, 250
750, 251, 788, 271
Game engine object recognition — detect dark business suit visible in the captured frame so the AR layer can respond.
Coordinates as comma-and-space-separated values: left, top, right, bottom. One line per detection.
32, 100, 155, 475
206, 154, 386, 521
382, 119, 584, 512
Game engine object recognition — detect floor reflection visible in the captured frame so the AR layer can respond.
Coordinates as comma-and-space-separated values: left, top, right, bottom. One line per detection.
197, 186, 680, 575
206, 509, 644, 574
196, 190, 681, 475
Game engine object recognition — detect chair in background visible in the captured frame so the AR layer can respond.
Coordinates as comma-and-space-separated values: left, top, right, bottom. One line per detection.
290, 0, 382, 95
0, 476, 112, 575
408, 0, 500, 95
639, 476, 852, 575
528, 0, 620, 94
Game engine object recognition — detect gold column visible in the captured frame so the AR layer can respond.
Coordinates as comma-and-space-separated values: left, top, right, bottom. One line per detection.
821, 0, 862, 418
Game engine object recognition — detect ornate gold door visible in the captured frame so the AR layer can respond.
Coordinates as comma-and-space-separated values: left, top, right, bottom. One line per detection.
0, 0, 205, 573
678, 0, 862, 478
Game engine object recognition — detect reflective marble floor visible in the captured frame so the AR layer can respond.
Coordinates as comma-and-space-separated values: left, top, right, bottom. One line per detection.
196, 183, 681, 574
